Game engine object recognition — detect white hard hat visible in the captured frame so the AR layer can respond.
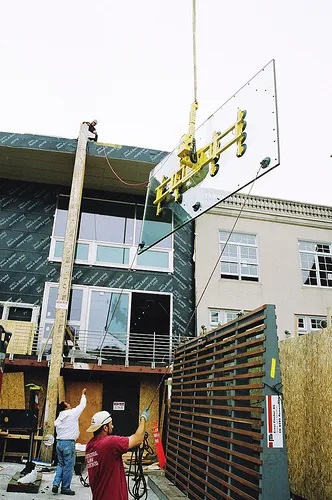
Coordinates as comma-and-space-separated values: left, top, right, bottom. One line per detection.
92, 119, 98, 124
86, 410, 112, 432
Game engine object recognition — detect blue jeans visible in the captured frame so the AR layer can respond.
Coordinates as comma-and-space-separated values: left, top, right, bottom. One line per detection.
53, 440, 76, 490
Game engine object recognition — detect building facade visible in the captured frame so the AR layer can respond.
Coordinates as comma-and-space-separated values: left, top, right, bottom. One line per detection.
195, 193, 332, 339
0, 130, 195, 447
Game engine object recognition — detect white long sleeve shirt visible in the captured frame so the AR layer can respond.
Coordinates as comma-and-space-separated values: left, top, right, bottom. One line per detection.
54, 394, 86, 441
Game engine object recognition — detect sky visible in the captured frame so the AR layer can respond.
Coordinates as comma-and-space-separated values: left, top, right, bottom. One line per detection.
1, 0, 332, 206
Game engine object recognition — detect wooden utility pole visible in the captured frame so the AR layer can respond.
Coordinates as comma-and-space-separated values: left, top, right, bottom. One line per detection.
41, 123, 89, 462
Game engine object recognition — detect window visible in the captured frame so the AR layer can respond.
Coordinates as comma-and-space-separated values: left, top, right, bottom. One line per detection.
219, 231, 259, 281
299, 240, 332, 287
0, 301, 40, 323
40, 283, 172, 356
49, 196, 173, 272
209, 308, 246, 328
296, 315, 327, 334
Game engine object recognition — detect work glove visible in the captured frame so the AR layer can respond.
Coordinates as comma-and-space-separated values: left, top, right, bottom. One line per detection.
140, 408, 150, 421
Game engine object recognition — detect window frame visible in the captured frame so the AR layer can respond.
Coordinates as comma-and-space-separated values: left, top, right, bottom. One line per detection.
296, 314, 327, 334
299, 239, 332, 288
219, 230, 259, 282
39, 282, 173, 352
209, 308, 247, 328
48, 197, 174, 273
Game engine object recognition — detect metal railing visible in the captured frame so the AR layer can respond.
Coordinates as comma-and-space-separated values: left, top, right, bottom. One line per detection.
5, 323, 178, 368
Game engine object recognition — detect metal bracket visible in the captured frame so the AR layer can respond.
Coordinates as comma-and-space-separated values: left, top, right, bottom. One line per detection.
153, 109, 247, 215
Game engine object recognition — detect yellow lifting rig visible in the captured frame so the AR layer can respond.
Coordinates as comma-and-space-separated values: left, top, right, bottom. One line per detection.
153, 102, 247, 216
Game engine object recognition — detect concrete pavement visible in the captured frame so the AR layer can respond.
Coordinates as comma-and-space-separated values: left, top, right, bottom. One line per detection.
0, 462, 160, 499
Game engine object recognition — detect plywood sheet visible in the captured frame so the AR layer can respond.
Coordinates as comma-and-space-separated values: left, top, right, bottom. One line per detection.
65, 381, 103, 444
0, 320, 35, 355
279, 327, 332, 500
140, 375, 160, 450
0, 372, 25, 409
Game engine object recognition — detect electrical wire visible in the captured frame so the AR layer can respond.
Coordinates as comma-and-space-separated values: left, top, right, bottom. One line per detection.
102, 146, 149, 187
127, 433, 154, 500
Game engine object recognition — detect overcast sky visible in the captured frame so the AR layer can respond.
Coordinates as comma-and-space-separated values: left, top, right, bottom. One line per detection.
1, 0, 331, 206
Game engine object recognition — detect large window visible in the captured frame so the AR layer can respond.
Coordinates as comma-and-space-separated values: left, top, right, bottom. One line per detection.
219, 231, 259, 281
296, 315, 327, 334
299, 240, 332, 287
40, 283, 172, 356
49, 196, 173, 272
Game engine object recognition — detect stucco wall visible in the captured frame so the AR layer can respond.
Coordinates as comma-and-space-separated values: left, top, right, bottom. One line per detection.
195, 203, 332, 339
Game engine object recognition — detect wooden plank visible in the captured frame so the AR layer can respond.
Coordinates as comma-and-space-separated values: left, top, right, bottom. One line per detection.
167, 444, 260, 479
66, 380, 102, 444
172, 384, 264, 393
0, 433, 43, 440
58, 376, 65, 403
0, 320, 35, 355
167, 451, 258, 500
168, 434, 262, 466
7, 471, 42, 493
0, 372, 25, 409
172, 369, 265, 384
177, 415, 263, 440
173, 339, 265, 369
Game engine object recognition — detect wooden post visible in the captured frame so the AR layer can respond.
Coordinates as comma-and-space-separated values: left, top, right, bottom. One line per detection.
58, 376, 66, 404
40, 123, 89, 462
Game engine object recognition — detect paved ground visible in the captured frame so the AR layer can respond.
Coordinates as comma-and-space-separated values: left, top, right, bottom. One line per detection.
0, 462, 160, 499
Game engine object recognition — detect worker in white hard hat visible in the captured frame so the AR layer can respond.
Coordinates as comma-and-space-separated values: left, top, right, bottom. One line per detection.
85, 408, 150, 500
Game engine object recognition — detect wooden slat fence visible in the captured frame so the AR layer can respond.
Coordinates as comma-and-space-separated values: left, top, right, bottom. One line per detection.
166, 304, 289, 500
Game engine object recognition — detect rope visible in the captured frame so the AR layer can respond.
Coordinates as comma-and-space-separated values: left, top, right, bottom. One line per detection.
192, 0, 198, 104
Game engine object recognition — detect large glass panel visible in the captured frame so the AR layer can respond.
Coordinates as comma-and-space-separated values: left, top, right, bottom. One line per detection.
136, 250, 169, 268
76, 243, 89, 261
54, 241, 89, 261
46, 287, 58, 319
87, 291, 129, 351
96, 245, 129, 265
54, 209, 67, 237
68, 289, 83, 321
139, 60, 279, 252
54, 241, 64, 259
45, 286, 82, 322
79, 212, 95, 240
95, 214, 134, 244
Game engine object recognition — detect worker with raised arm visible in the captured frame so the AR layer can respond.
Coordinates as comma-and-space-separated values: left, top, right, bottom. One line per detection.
85, 408, 150, 500
52, 388, 87, 496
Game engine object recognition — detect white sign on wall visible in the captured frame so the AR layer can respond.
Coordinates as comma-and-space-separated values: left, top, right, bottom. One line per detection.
55, 300, 69, 310
266, 394, 284, 448
113, 401, 125, 411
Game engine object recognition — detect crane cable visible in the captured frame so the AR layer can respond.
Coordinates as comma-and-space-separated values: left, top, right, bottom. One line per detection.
192, 0, 198, 104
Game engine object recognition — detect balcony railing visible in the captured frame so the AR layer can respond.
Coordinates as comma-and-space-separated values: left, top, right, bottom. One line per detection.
4, 322, 178, 368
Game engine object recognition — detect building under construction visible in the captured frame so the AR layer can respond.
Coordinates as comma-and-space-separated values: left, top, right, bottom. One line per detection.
0, 126, 196, 462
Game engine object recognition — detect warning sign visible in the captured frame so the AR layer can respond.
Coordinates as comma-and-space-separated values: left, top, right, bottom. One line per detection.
113, 401, 125, 411
266, 394, 284, 448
